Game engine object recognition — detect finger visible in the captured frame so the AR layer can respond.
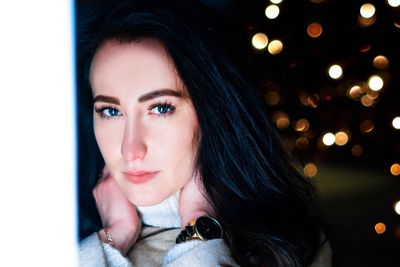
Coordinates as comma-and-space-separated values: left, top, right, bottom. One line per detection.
100, 165, 111, 180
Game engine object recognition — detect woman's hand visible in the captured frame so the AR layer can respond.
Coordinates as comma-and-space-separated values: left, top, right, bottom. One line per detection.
93, 167, 141, 255
178, 171, 215, 227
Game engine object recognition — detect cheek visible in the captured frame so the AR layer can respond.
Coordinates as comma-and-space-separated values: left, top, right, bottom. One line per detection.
94, 119, 123, 164
162, 117, 198, 165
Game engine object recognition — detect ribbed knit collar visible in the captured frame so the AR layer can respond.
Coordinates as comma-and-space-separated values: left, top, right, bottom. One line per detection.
136, 191, 181, 228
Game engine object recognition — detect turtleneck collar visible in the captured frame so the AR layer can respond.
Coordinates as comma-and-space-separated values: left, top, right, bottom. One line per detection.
136, 191, 181, 228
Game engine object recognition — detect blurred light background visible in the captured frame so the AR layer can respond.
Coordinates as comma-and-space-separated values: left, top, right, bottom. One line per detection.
227, 0, 400, 265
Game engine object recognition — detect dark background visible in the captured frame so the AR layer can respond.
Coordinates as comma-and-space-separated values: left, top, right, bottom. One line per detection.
77, 0, 400, 266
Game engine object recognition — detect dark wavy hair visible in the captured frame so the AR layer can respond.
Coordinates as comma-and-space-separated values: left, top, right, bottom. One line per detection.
77, 0, 326, 266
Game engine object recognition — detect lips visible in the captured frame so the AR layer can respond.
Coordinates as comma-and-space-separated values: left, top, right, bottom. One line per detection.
123, 170, 159, 184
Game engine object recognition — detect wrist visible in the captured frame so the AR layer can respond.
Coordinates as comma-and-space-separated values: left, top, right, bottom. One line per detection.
98, 222, 140, 255
180, 211, 208, 228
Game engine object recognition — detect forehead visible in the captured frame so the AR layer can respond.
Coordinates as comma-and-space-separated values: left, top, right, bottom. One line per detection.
89, 38, 184, 92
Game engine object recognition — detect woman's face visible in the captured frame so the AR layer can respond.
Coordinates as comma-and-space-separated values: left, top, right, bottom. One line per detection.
90, 39, 199, 206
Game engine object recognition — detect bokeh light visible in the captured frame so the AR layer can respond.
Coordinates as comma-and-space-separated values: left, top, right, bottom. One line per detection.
360, 120, 374, 134
328, 64, 343, 79
304, 163, 318, 178
265, 5, 280, 19
296, 137, 309, 149
335, 131, 349, 146
272, 111, 290, 129
391, 163, 400, 176
360, 44, 371, 52
268, 40, 283, 54
360, 3, 376, 18
270, 0, 283, 4
394, 200, 400, 215
322, 132, 335, 146
307, 22, 323, 38
252, 33, 269, 50
392, 117, 400, 129
294, 119, 310, 132
348, 85, 363, 99
361, 95, 374, 107
358, 14, 376, 27
368, 75, 384, 91
387, 0, 400, 7
352, 145, 363, 156
367, 90, 379, 100
265, 91, 280, 106
373, 55, 389, 69
374, 222, 386, 234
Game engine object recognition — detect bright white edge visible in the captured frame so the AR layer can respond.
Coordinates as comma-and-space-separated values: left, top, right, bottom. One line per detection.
0, 1, 77, 266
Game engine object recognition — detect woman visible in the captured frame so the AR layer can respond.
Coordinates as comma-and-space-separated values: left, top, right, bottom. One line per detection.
78, 0, 331, 266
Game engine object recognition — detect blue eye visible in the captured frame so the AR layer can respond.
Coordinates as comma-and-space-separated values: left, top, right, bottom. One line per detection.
149, 103, 175, 117
103, 108, 120, 117
95, 107, 121, 118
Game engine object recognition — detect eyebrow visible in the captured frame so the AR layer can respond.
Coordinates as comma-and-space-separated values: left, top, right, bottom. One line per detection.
138, 89, 184, 102
93, 89, 184, 105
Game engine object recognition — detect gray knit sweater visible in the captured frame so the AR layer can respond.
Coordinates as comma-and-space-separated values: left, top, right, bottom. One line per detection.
78, 194, 331, 266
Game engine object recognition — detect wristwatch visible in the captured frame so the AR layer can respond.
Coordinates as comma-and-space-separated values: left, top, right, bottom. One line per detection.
176, 215, 223, 244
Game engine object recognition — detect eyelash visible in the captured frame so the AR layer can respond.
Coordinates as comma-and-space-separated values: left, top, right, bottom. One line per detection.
148, 101, 176, 117
94, 102, 176, 119
94, 106, 121, 120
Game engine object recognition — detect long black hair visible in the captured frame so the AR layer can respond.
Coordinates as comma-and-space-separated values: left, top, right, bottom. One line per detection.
77, 1, 326, 266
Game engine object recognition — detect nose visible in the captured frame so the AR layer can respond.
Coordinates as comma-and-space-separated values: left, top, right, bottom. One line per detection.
121, 119, 147, 161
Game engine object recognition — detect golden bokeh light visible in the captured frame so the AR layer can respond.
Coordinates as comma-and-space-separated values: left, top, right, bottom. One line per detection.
268, 40, 283, 55
296, 137, 309, 149
277, 117, 290, 129
265, 91, 280, 106
299, 93, 320, 107
322, 132, 335, 146
328, 64, 343, 79
360, 3, 376, 18
352, 145, 363, 156
252, 33, 269, 50
307, 94, 319, 108
348, 85, 363, 99
265, 5, 280, 19
272, 111, 290, 129
368, 75, 384, 91
392, 117, 400, 129
367, 90, 379, 100
394, 200, 400, 215
373, 55, 389, 69
335, 131, 349, 146
307, 22, 323, 38
304, 163, 318, 178
388, 0, 400, 7
391, 163, 400, 176
294, 119, 310, 132
374, 222, 386, 234
360, 120, 374, 134
361, 95, 374, 107
270, 0, 283, 4
358, 14, 376, 27
360, 44, 371, 52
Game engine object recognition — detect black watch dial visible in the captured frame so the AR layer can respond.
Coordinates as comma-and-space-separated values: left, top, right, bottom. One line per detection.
195, 216, 223, 240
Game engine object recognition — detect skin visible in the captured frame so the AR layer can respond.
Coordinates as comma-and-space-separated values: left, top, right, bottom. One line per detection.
90, 39, 213, 254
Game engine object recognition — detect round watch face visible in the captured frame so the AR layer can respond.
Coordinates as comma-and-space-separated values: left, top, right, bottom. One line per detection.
195, 216, 223, 240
